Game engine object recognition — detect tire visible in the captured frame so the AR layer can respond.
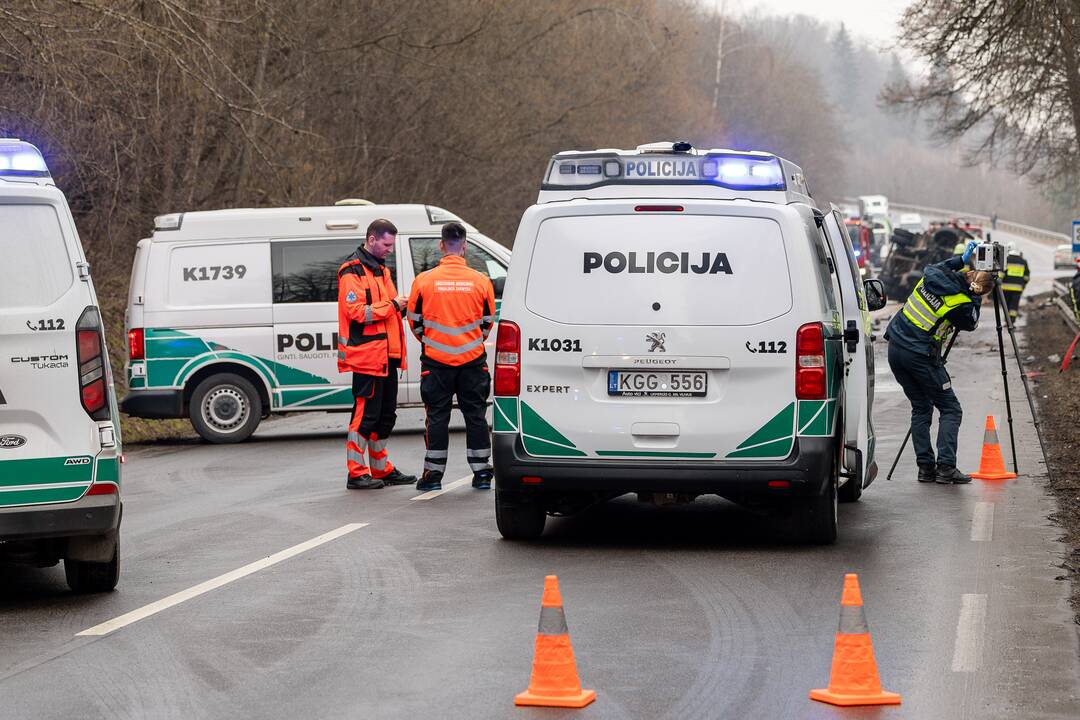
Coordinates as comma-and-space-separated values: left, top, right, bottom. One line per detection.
65, 541, 119, 593
495, 489, 546, 540
798, 456, 838, 545
189, 373, 262, 443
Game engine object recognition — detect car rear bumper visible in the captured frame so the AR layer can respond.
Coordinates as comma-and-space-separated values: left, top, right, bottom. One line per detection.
0, 493, 121, 541
121, 388, 184, 418
493, 434, 835, 498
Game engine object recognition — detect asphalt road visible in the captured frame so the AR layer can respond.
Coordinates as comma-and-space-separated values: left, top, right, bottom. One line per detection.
1, 233, 1078, 719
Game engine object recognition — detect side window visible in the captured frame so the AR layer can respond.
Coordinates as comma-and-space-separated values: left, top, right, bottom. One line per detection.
272, 239, 357, 303
409, 237, 442, 276
832, 212, 867, 311
811, 227, 839, 314
465, 242, 507, 281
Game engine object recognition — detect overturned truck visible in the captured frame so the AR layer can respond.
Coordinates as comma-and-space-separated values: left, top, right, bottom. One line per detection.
880, 224, 974, 299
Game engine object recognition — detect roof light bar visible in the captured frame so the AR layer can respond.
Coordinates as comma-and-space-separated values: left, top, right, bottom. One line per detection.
542, 152, 785, 192
0, 139, 50, 177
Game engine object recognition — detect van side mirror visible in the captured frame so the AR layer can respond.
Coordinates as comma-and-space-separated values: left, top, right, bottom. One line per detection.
864, 278, 887, 311
492, 276, 506, 299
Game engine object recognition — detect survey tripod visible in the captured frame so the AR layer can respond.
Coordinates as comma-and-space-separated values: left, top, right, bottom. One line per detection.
886, 278, 1047, 480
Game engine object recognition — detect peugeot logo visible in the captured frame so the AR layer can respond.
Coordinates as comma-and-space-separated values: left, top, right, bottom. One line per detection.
646, 331, 666, 353
0, 434, 27, 449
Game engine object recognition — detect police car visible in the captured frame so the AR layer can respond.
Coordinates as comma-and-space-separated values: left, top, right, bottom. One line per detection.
0, 140, 122, 592
492, 141, 886, 543
121, 202, 509, 442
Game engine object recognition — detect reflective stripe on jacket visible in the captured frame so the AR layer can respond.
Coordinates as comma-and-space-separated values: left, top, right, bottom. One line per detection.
1001, 254, 1030, 293
407, 255, 496, 367
337, 248, 407, 376
901, 277, 973, 346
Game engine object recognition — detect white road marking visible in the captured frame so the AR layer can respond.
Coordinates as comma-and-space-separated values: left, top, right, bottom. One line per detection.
971, 502, 994, 541
76, 523, 367, 637
411, 475, 472, 501
951, 594, 988, 672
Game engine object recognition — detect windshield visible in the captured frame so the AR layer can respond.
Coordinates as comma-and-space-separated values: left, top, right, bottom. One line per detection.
0, 204, 72, 307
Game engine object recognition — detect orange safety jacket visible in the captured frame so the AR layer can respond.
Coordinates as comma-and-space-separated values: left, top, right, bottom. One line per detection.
337, 248, 407, 376
407, 255, 496, 367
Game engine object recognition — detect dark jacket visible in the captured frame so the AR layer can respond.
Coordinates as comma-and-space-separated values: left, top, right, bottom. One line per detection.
1071, 271, 1080, 324
885, 255, 981, 356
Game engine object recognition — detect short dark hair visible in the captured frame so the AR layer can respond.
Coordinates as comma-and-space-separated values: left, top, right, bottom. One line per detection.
366, 218, 398, 240
441, 221, 467, 242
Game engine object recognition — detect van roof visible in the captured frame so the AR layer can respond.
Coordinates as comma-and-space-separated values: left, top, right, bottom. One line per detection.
149, 203, 474, 242
536, 141, 816, 207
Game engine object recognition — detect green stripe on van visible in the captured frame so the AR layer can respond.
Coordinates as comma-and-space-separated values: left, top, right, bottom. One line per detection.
493, 397, 518, 433
96, 457, 120, 483
0, 456, 94, 487
726, 437, 794, 459
0, 486, 89, 506
519, 401, 586, 457
595, 450, 717, 459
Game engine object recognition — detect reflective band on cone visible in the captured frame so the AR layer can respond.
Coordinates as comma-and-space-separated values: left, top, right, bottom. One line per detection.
515, 575, 596, 709
810, 573, 901, 707
971, 415, 1017, 480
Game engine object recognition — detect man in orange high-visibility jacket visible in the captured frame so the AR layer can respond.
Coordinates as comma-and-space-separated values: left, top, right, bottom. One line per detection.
338, 218, 417, 490
408, 221, 497, 492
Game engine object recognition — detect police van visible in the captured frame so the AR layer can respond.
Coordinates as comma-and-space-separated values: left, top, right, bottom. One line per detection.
121, 202, 509, 442
0, 140, 122, 591
492, 142, 886, 543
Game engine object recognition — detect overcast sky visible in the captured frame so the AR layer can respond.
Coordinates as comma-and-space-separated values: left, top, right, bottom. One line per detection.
725, 0, 911, 49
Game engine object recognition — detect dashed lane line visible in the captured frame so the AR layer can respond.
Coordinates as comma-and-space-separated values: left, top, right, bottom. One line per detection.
971, 502, 994, 542
951, 593, 988, 672
411, 475, 473, 501
76, 523, 368, 637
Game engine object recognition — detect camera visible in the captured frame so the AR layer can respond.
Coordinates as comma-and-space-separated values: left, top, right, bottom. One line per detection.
972, 240, 1005, 273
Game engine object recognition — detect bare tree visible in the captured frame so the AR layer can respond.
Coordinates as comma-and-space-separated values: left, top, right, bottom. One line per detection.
886, 0, 1080, 186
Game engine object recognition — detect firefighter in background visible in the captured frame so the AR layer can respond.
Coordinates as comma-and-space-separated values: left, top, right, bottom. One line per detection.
1001, 242, 1030, 322
337, 218, 417, 490
407, 222, 497, 492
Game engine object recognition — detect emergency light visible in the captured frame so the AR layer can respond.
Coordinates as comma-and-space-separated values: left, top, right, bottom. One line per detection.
542, 150, 786, 192
0, 139, 50, 177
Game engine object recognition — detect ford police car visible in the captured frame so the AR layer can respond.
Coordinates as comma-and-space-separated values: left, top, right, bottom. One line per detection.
121, 203, 509, 442
0, 140, 122, 592
492, 141, 886, 543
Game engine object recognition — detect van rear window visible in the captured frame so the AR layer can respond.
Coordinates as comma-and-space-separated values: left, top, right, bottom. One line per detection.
0, 204, 72, 308
524, 214, 792, 326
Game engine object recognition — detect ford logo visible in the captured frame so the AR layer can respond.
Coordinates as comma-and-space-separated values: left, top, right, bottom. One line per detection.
0, 434, 27, 449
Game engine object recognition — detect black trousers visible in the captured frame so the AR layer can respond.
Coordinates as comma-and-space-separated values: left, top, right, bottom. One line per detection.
1003, 289, 1022, 319
346, 360, 399, 478
420, 363, 491, 478
887, 342, 962, 468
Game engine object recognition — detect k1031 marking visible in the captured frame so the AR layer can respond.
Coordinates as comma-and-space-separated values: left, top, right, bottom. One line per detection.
528, 338, 582, 352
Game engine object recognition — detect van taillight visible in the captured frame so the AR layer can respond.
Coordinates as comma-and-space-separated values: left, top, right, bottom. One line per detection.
76, 307, 110, 420
795, 322, 826, 400
128, 327, 144, 361
493, 320, 521, 396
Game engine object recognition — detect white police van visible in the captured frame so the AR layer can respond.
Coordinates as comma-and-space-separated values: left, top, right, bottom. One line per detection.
492, 142, 886, 543
0, 140, 122, 591
122, 202, 509, 442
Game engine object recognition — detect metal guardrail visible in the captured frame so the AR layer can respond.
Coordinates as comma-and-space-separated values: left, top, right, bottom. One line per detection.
1052, 278, 1079, 332
839, 198, 1071, 248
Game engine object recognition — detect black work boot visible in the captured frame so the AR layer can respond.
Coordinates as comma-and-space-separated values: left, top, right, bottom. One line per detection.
472, 470, 493, 490
935, 465, 972, 484
416, 471, 443, 492
346, 474, 385, 490
917, 464, 937, 483
379, 468, 418, 486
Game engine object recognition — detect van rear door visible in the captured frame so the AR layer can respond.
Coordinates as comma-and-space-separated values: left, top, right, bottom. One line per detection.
0, 200, 99, 507
516, 205, 800, 460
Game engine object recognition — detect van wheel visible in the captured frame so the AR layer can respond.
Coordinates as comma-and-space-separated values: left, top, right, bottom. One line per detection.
495, 490, 546, 540
190, 373, 262, 443
799, 458, 838, 545
65, 542, 119, 593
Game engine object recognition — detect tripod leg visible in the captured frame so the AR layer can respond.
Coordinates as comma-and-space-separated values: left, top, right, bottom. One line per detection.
993, 284, 1019, 473
997, 283, 1052, 478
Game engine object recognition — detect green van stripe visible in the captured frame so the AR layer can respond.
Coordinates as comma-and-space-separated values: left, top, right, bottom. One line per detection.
96, 457, 120, 483
734, 402, 795, 450
493, 397, 519, 433
0, 486, 88, 506
726, 437, 794, 459
519, 401, 578, 448
595, 450, 716, 458
0, 456, 94, 487
522, 435, 587, 457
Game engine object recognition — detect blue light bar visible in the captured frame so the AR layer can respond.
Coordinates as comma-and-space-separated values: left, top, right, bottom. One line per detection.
0, 140, 50, 177
542, 152, 785, 191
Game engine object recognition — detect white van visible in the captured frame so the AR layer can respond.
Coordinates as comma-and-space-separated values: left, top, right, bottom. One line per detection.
0, 140, 122, 592
492, 142, 886, 543
122, 203, 509, 442
857, 194, 889, 219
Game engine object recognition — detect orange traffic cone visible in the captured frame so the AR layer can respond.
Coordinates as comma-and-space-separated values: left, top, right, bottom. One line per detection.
810, 574, 901, 707
515, 575, 596, 709
970, 415, 1017, 480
